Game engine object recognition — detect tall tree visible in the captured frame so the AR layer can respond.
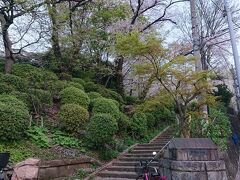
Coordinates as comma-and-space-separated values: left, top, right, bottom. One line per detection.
113, 0, 188, 95
116, 32, 214, 137
0, 0, 45, 73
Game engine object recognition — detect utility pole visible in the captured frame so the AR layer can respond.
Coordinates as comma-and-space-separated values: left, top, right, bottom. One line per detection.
190, 0, 202, 71
190, 0, 208, 116
223, 0, 240, 99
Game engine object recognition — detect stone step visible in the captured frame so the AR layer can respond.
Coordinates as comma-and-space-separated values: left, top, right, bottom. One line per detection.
130, 149, 162, 154
98, 170, 139, 179
112, 161, 159, 167
132, 146, 162, 151
106, 165, 159, 172
124, 153, 154, 157
106, 166, 140, 172
94, 177, 136, 180
137, 143, 165, 147
118, 157, 153, 161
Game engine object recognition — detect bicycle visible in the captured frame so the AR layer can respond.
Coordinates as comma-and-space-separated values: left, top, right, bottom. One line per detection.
136, 152, 167, 180
0, 153, 12, 180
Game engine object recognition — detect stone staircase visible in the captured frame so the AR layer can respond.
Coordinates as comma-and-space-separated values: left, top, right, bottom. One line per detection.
86, 127, 174, 180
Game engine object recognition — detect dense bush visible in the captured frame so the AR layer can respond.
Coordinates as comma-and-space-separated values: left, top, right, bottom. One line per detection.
203, 108, 231, 150
103, 90, 124, 104
10, 91, 31, 108
59, 72, 72, 81
86, 113, 118, 148
92, 98, 120, 119
59, 104, 89, 134
72, 78, 86, 86
0, 95, 29, 141
84, 82, 102, 93
189, 106, 231, 150
84, 82, 124, 104
214, 84, 233, 107
118, 113, 131, 134
125, 95, 139, 105
130, 112, 148, 139
87, 92, 102, 100
60, 87, 90, 108
137, 95, 175, 125
0, 83, 14, 94
0, 74, 26, 92
145, 113, 156, 128
0, 94, 28, 109
153, 106, 174, 122
67, 82, 84, 90
48, 80, 68, 96
30, 89, 53, 107
12, 64, 58, 89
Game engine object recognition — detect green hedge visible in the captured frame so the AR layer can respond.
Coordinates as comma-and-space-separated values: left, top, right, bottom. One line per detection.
59, 104, 89, 134
87, 92, 102, 100
60, 87, 90, 108
86, 113, 118, 148
84, 82, 124, 104
0, 95, 29, 141
72, 78, 86, 86
67, 82, 84, 90
0, 74, 27, 92
92, 98, 120, 119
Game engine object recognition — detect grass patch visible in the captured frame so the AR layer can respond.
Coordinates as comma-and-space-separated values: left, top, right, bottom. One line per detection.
0, 140, 59, 163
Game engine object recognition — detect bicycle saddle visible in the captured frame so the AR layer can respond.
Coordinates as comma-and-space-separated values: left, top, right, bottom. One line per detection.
151, 172, 161, 177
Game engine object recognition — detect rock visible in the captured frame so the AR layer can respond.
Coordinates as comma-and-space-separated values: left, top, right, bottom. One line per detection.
11, 158, 40, 180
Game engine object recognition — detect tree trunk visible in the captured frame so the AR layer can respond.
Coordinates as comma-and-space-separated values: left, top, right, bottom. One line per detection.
3, 30, 14, 74
139, 73, 155, 101
0, 18, 14, 74
47, 0, 63, 72
115, 55, 124, 95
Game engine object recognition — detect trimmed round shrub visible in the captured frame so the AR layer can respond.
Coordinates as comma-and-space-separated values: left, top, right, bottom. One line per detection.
59, 104, 89, 134
131, 112, 148, 139
12, 64, 58, 89
60, 87, 90, 108
48, 80, 68, 96
104, 90, 124, 104
86, 113, 118, 147
0, 94, 27, 109
0, 83, 14, 94
72, 78, 85, 86
67, 82, 84, 90
0, 74, 27, 92
92, 98, 120, 119
87, 92, 102, 100
84, 82, 102, 93
0, 95, 29, 141
10, 91, 30, 107
12, 64, 38, 78
84, 82, 124, 104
